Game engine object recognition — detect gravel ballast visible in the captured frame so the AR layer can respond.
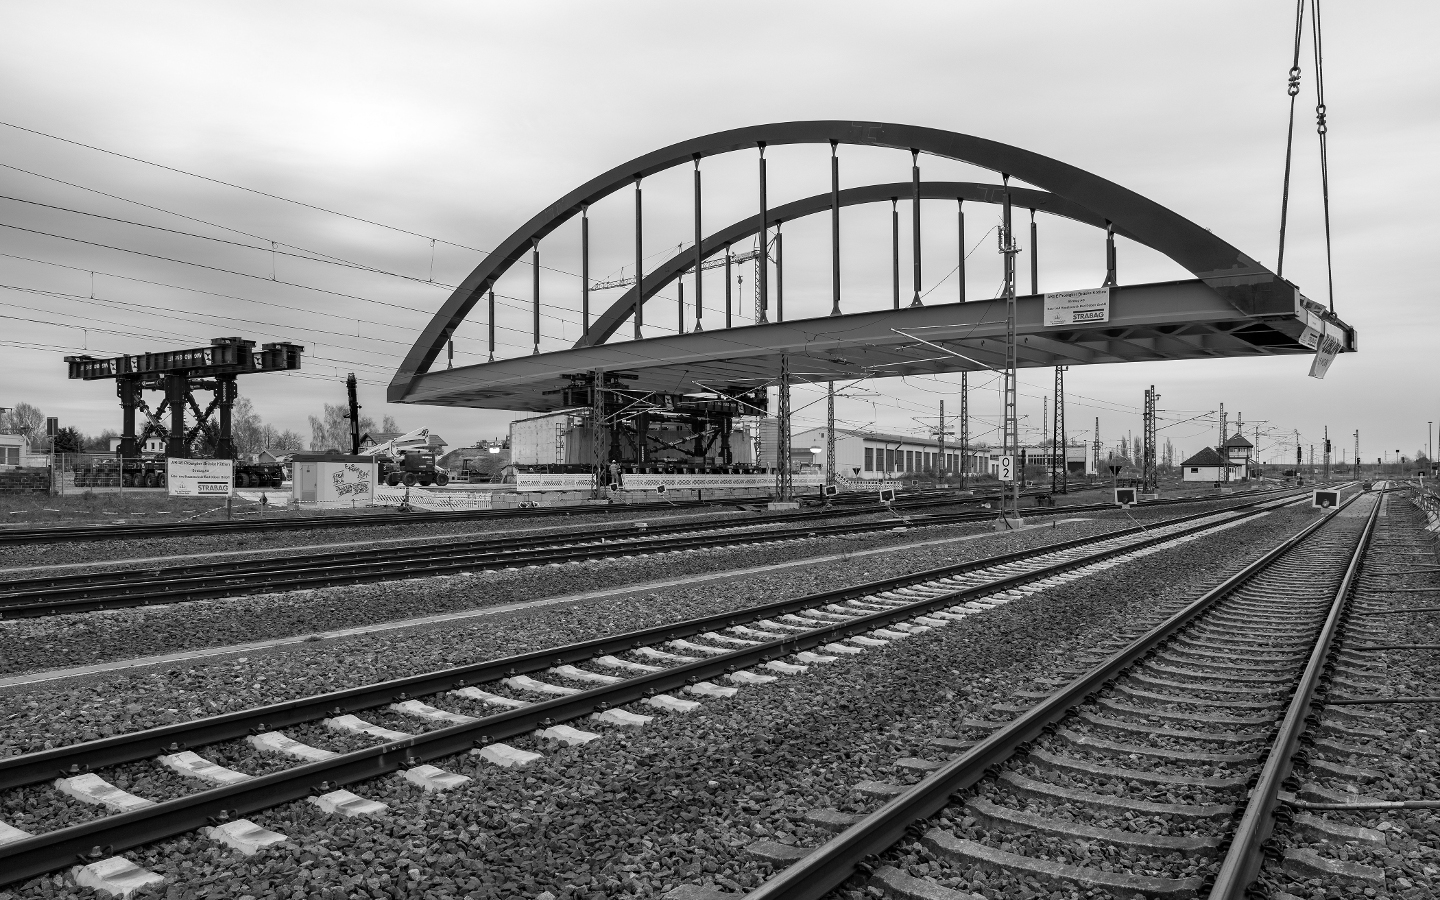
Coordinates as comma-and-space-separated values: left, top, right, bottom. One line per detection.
0, 500, 1320, 899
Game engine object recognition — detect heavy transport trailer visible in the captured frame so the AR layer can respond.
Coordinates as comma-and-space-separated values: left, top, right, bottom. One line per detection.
68, 456, 285, 489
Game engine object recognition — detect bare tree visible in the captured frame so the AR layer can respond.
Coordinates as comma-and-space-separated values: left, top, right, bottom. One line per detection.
309, 403, 375, 451
3, 402, 44, 437
381, 414, 400, 433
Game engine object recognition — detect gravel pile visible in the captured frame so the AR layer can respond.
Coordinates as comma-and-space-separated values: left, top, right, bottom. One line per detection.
0, 503, 1319, 899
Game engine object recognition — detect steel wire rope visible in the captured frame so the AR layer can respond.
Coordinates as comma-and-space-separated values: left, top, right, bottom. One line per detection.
0, 162, 588, 280
1276, 0, 1306, 278
0, 223, 589, 346
1311, 0, 1335, 313
0, 254, 541, 359
0, 301, 396, 376
0, 120, 500, 259
0, 191, 603, 328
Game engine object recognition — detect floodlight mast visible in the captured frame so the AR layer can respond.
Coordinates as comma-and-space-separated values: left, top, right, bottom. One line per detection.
999, 175, 1021, 522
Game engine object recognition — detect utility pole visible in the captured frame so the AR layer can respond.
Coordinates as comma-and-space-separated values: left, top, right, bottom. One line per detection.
1219, 404, 1228, 483
825, 381, 836, 490
1052, 367, 1067, 494
998, 176, 1021, 524
936, 399, 946, 486
959, 372, 969, 489
776, 353, 792, 503
1323, 425, 1331, 483
1143, 385, 1159, 495
591, 370, 607, 499
1309, 444, 1315, 479
1093, 417, 1101, 479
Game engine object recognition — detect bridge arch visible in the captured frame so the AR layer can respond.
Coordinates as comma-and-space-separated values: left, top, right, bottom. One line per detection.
392, 121, 1285, 402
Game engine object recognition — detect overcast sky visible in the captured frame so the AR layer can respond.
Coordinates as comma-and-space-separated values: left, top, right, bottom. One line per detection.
2, 1, 1434, 464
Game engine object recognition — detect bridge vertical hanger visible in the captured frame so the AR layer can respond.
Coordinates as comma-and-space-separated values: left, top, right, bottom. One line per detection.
775, 221, 784, 322
1103, 222, 1117, 287
724, 245, 733, 329
677, 281, 685, 334
487, 290, 495, 362
757, 143, 768, 324
830, 141, 841, 316
693, 156, 704, 332
581, 206, 590, 337
446, 337, 453, 370
531, 239, 541, 355
1030, 209, 1039, 295
634, 176, 644, 339
911, 150, 923, 307
957, 199, 966, 304
891, 197, 900, 309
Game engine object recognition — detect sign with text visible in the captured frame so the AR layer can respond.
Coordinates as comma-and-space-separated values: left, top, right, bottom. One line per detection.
998, 455, 1015, 482
1043, 287, 1110, 327
166, 458, 233, 497
1308, 334, 1342, 380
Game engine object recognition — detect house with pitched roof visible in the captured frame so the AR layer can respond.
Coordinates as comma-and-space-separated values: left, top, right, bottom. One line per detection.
1180, 446, 1239, 482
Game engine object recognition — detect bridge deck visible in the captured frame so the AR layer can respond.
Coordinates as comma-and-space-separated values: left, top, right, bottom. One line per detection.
394, 279, 1354, 412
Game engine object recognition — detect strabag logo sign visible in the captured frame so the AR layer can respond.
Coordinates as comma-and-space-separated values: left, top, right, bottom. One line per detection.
166, 458, 234, 498
1043, 287, 1110, 327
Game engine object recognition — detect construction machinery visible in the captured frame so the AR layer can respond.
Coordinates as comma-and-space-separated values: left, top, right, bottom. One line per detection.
362, 428, 449, 487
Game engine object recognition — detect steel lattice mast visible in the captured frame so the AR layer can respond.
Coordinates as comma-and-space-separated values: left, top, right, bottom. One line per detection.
1000, 176, 1020, 522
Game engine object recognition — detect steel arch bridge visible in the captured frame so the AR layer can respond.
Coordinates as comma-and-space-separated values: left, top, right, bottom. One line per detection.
389, 120, 1354, 412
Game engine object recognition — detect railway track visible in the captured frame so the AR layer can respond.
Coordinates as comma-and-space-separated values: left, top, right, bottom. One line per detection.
0, 489, 1286, 619
726, 487, 1382, 900
0, 487, 978, 546
0, 493, 1304, 890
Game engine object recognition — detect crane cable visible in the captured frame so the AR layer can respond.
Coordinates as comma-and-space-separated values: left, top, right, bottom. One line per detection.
1312, 0, 1335, 314
1275, 0, 1305, 280
1276, 0, 1335, 315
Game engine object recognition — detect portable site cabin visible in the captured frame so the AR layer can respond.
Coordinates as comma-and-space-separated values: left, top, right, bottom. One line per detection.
290, 452, 377, 505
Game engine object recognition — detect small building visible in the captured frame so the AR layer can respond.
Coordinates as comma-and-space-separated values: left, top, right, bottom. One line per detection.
1180, 447, 1238, 482
0, 433, 28, 469
791, 427, 990, 480
1223, 433, 1254, 477
290, 452, 377, 505
109, 436, 166, 454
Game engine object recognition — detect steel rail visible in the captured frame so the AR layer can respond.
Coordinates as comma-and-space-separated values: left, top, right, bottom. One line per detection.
0, 486, 1048, 594
0, 508, 1041, 617
1207, 491, 1384, 898
0, 490, 1290, 618
0, 495, 719, 545
738, 489, 1370, 900
0, 497, 1281, 792
0, 498, 1295, 884
0, 485, 976, 546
